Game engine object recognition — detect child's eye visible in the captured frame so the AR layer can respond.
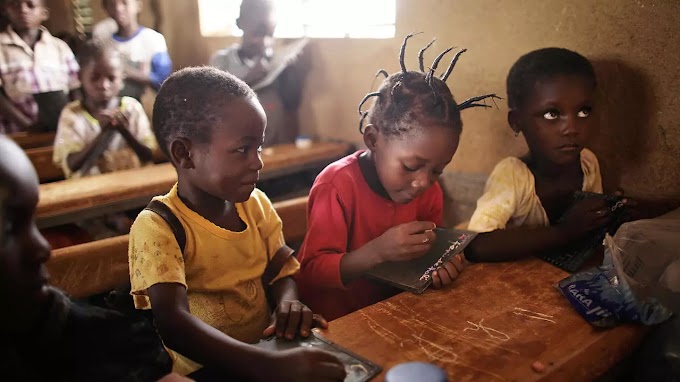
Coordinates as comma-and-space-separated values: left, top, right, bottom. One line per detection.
402, 164, 418, 172
543, 110, 559, 120
236, 147, 248, 154
577, 107, 592, 118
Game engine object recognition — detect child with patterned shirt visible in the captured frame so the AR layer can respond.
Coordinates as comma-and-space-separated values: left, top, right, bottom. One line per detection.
53, 39, 155, 179
127, 67, 345, 381
0, 0, 80, 133
101, 0, 172, 101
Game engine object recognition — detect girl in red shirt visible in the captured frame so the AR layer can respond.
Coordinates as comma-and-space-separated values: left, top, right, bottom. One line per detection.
296, 34, 500, 320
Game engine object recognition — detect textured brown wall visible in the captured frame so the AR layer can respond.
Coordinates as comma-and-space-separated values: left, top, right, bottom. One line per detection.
56, 0, 680, 199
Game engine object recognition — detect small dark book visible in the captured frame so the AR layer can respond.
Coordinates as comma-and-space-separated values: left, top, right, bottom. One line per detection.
31, 91, 69, 132
255, 333, 381, 382
365, 228, 477, 294
538, 191, 628, 273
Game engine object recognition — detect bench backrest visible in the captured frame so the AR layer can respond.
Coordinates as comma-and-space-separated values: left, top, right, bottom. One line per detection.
46, 196, 309, 298
26, 146, 64, 183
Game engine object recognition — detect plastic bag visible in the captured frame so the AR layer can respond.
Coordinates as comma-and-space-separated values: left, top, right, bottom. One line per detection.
557, 208, 680, 327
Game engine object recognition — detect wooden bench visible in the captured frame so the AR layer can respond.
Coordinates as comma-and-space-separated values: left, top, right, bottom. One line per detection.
37, 141, 352, 229
46, 196, 309, 299
25, 146, 64, 183
8, 131, 56, 149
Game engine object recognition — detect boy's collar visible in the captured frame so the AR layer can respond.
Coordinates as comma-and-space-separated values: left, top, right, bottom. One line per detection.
0, 25, 51, 47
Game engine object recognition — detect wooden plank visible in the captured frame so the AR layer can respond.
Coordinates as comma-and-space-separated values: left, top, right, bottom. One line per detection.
47, 196, 309, 298
37, 141, 351, 228
8, 131, 56, 149
320, 259, 646, 382
26, 146, 64, 183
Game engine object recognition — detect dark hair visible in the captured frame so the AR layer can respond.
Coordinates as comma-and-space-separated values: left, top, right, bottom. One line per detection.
76, 39, 120, 68
152, 66, 256, 157
506, 47, 596, 110
239, 0, 274, 19
358, 33, 500, 138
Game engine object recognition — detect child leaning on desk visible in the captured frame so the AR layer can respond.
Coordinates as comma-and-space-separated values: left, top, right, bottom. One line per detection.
464, 48, 676, 263
296, 34, 500, 321
127, 67, 346, 381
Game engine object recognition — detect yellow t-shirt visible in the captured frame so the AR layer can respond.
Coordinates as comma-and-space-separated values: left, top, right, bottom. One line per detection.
128, 184, 300, 375
468, 148, 603, 232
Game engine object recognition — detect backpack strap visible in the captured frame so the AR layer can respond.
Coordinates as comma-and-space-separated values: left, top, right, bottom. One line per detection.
145, 200, 186, 253
262, 245, 295, 286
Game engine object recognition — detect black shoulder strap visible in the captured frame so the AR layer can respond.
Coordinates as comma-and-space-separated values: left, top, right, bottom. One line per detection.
145, 200, 186, 253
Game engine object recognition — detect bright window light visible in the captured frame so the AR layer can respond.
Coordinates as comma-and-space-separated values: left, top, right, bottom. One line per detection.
198, 0, 396, 39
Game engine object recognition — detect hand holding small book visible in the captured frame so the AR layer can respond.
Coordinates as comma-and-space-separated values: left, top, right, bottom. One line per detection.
372, 221, 437, 262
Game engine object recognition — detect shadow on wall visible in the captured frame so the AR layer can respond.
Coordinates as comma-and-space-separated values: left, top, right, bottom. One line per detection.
589, 59, 655, 193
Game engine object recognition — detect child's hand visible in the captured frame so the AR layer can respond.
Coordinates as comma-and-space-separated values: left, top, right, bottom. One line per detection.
262, 299, 328, 340
559, 198, 611, 239
431, 254, 466, 289
101, 109, 130, 132
266, 347, 346, 382
372, 221, 437, 263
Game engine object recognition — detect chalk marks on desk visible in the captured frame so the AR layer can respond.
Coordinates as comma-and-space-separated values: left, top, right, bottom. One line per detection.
463, 319, 511, 342
513, 307, 556, 323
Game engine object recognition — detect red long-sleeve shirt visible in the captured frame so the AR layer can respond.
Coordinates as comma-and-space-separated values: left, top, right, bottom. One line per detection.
296, 151, 443, 320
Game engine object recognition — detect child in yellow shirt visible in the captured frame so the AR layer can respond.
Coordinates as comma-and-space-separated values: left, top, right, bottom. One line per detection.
127, 67, 345, 381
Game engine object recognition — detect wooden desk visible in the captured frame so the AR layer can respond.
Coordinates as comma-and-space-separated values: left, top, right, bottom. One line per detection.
8, 131, 56, 149
37, 141, 352, 228
321, 259, 646, 382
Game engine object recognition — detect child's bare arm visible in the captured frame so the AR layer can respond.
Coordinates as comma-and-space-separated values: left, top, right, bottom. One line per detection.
0, 91, 32, 130
148, 283, 345, 382
466, 197, 612, 262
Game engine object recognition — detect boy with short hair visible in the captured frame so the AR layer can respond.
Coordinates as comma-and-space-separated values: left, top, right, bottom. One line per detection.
102, 0, 172, 101
0, 135, 174, 382
210, 0, 309, 147
0, 0, 80, 133
127, 67, 345, 381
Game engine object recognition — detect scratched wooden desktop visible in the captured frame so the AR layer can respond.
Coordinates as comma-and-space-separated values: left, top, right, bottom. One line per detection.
37, 141, 352, 228
320, 258, 646, 382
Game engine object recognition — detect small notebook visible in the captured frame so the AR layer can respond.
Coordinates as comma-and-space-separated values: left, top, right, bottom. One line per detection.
365, 228, 477, 294
255, 333, 381, 382
538, 191, 628, 273
32, 91, 69, 132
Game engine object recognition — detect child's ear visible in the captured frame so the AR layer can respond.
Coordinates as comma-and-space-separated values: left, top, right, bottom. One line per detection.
235, 17, 243, 31
507, 110, 521, 135
362, 124, 379, 151
169, 138, 194, 169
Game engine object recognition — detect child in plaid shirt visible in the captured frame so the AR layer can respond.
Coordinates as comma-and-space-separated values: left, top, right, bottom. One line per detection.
0, 0, 80, 134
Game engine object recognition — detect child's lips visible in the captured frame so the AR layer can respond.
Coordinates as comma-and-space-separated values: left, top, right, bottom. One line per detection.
558, 143, 580, 152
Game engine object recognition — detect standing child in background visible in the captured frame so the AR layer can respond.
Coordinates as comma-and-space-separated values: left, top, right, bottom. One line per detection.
0, 0, 80, 133
210, 0, 308, 147
128, 67, 345, 381
102, 0, 172, 101
53, 39, 155, 179
464, 48, 614, 262
296, 34, 499, 320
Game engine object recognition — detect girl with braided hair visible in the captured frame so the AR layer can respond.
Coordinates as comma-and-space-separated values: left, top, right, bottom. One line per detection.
296, 33, 500, 320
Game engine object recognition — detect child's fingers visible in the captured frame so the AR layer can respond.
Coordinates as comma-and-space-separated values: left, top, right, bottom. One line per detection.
262, 322, 276, 338
441, 261, 460, 282
431, 271, 443, 289
275, 302, 291, 337
401, 221, 437, 235
451, 254, 465, 273
299, 307, 314, 337
311, 313, 329, 329
284, 302, 303, 340
406, 231, 435, 245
